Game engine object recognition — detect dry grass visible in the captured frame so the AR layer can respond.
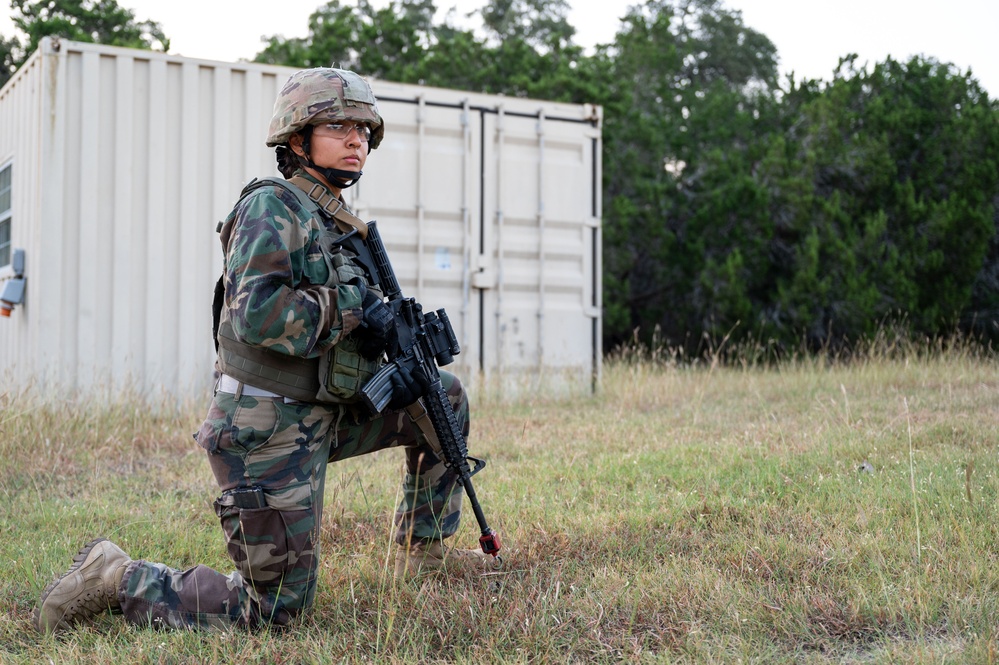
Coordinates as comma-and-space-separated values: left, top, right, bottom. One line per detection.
1, 341, 998, 663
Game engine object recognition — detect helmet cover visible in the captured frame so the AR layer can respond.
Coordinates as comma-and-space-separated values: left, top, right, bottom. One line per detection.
266, 68, 385, 149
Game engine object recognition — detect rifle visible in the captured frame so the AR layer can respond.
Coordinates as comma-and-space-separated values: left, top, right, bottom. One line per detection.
334, 221, 502, 560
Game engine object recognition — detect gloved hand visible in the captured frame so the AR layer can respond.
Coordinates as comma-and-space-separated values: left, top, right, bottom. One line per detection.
356, 285, 397, 361
387, 364, 430, 410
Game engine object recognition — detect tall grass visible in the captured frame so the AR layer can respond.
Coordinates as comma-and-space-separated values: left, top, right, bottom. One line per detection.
1, 337, 997, 663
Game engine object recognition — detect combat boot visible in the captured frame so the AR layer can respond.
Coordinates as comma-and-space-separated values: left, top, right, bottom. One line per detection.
394, 539, 492, 579
35, 538, 132, 634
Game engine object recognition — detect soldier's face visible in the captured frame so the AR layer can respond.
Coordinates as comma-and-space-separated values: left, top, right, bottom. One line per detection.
300, 121, 370, 173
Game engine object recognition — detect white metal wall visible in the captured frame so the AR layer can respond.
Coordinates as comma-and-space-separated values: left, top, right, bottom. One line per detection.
0, 38, 601, 401
33, 38, 286, 397
356, 83, 603, 387
0, 44, 43, 389
477, 106, 602, 380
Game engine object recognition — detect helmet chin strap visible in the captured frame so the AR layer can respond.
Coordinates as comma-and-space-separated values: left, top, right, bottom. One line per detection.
296, 127, 363, 189
314, 165, 362, 189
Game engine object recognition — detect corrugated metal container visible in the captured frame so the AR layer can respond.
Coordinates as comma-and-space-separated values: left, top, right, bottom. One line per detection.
0, 38, 602, 401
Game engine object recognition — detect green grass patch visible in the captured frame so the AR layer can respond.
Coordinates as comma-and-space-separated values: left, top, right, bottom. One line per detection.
2, 348, 998, 663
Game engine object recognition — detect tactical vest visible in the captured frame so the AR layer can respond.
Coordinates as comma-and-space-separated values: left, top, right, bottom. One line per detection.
212, 175, 382, 403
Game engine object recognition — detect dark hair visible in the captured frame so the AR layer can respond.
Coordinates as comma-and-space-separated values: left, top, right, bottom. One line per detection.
274, 125, 315, 179
275, 145, 298, 179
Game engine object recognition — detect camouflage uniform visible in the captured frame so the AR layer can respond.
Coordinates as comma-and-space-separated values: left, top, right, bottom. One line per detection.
33, 68, 481, 635
116, 172, 468, 629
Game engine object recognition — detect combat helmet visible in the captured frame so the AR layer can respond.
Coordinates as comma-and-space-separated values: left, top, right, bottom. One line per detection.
267, 67, 384, 187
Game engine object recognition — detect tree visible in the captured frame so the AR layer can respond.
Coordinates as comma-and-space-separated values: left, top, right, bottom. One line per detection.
967, 205, 999, 339
480, 0, 574, 50
251, 0, 999, 354
599, 0, 780, 351
602, 2, 999, 354
256, 0, 439, 79
11, 0, 169, 52
256, 0, 437, 79
254, 0, 602, 103
0, 34, 20, 87
473, 0, 600, 102
1, 0, 169, 87
757, 56, 999, 348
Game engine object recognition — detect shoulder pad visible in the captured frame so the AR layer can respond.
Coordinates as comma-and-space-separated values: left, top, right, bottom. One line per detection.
237, 177, 320, 219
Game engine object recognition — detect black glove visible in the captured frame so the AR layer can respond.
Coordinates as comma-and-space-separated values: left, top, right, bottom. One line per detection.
357, 286, 397, 361
387, 364, 430, 410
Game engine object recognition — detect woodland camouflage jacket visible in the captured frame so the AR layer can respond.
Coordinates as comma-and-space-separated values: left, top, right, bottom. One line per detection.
216, 170, 365, 359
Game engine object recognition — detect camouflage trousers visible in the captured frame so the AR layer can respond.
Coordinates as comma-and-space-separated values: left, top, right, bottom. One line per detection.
117, 371, 468, 630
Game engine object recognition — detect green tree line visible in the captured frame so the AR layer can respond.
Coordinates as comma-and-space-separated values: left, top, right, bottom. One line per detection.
4, 0, 998, 356
256, 0, 999, 354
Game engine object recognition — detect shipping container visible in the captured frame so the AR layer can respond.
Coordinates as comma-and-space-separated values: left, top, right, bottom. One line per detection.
0, 38, 602, 402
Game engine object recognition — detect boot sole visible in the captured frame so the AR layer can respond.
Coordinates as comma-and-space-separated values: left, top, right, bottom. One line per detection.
34, 537, 110, 633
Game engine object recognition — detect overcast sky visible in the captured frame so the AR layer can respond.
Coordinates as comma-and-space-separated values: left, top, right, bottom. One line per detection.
2, 0, 996, 97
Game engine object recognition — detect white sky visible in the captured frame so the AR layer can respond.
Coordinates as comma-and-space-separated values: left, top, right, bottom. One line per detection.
2, 0, 996, 97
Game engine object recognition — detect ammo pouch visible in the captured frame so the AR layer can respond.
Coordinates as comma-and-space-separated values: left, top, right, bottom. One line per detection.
317, 336, 383, 402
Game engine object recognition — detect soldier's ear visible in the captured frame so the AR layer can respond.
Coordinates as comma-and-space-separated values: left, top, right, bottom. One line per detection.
289, 132, 307, 158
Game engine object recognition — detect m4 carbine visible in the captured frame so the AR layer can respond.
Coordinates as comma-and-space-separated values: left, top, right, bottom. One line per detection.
335, 221, 502, 560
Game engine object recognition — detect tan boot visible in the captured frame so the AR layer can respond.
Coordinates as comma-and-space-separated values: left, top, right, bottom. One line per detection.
394, 539, 493, 579
35, 538, 132, 634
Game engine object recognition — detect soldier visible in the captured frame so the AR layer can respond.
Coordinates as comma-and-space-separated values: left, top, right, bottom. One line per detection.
35, 67, 489, 633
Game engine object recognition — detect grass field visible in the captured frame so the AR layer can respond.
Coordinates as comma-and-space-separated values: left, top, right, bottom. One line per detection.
1, 342, 997, 663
